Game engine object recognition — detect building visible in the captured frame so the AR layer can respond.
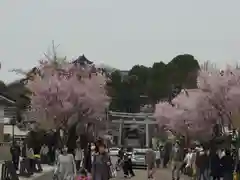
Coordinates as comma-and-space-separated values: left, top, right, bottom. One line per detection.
0, 94, 16, 142
72, 55, 93, 65
3, 125, 28, 141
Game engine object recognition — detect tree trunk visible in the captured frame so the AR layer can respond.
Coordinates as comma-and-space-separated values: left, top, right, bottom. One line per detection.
55, 129, 63, 148
66, 124, 78, 154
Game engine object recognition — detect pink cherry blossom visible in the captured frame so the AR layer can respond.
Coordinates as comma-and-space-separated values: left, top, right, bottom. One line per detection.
154, 102, 186, 134
172, 89, 205, 110
26, 59, 109, 129
154, 66, 240, 139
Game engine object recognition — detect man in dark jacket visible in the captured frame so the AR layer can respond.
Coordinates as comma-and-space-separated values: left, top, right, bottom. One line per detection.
195, 150, 208, 180
118, 147, 124, 159
117, 147, 124, 166
221, 149, 233, 180
210, 151, 221, 180
10, 142, 21, 170
122, 152, 135, 178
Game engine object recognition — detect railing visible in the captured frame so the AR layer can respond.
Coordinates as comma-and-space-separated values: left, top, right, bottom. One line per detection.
1, 161, 19, 180
1, 162, 8, 180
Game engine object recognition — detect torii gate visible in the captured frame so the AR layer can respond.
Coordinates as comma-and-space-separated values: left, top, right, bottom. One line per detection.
108, 111, 157, 147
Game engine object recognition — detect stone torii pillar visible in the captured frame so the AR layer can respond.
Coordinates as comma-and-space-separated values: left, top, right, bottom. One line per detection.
118, 119, 123, 146
146, 122, 149, 147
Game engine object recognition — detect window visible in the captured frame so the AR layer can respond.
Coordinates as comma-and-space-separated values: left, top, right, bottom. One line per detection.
110, 148, 119, 151
134, 151, 146, 156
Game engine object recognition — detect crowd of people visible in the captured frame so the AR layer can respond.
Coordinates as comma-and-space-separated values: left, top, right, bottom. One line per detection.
53, 139, 114, 180
10, 137, 240, 180
119, 140, 238, 180
10, 141, 45, 175
162, 141, 237, 180
9, 138, 113, 180
117, 147, 135, 178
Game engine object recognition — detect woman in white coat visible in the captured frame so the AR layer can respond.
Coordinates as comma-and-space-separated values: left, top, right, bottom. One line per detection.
54, 146, 77, 180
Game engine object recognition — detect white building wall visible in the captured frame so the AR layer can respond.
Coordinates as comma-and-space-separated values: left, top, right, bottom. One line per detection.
0, 105, 5, 122
0, 106, 5, 141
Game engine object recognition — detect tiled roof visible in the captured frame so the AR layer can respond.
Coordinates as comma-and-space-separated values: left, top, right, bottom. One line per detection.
72, 55, 93, 65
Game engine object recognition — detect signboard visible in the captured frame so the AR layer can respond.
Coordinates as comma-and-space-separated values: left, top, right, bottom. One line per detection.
124, 139, 140, 147
125, 129, 139, 138
232, 113, 240, 129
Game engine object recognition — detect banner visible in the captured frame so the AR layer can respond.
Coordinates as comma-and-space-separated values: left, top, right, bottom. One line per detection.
232, 113, 240, 129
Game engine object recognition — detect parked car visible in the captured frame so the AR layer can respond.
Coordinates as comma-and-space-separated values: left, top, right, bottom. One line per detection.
131, 148, 148, 168
109, 147, 120, 156
126, 147, 133, 157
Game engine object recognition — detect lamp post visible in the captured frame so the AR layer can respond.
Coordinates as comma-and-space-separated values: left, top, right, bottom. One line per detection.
10, 116, 16, 145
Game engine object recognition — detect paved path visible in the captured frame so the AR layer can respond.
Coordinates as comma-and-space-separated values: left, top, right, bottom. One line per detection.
20, 165, 54, 180
37, 168, 190, 180
115, 169, 190, 180
33, 156, 191, 180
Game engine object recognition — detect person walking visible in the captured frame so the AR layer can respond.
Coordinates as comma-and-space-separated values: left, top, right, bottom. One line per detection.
122, 152, 135, 178
10, 141, 21, 170
146, 148, 156, 180
155, 148, 161, 168
84, 143, 94, 173
116, 147, 124, 170
195, 149, 208, 180
160, 145, 164, 167
163, 142, 171, 168
75, 143, 83, 172
184, 148, 192, 176
40, 144, 49, 164
55, 148, 61, 164
118, 147, 124, 163
221, 149, 233, 180
92, 143, 111, 180
27, 147, 35, 173
171, 142, 183, 180
127, 153, 135, 177
54, 145, 77, 180
49, 145, 56, 165
210, 150, 221, 180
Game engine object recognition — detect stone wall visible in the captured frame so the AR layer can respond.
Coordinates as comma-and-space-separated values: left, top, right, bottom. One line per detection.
0, 142, 11, 161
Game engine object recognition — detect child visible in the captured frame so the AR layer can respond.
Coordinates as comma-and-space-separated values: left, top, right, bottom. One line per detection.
76, 168, 91, 180
122, 153, 132, 178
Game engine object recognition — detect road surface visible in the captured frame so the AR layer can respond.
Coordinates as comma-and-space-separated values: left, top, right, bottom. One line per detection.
36, 168, 190, 180
35, 156, 191, 180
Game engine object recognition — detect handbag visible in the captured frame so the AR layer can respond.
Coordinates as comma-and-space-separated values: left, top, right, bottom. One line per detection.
233, 172, 238, 180
52, 168, 59, 180
53, 166, 58, 175
109, 165, 117, 178
52, 174, 58, 180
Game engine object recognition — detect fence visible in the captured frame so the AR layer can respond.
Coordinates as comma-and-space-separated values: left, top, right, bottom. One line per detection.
1, 160, 19, 180
1, 162, 8, 180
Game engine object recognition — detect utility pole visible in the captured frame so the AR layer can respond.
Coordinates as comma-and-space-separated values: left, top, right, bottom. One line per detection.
11, 116, 16, 145
105, 108, 109, 134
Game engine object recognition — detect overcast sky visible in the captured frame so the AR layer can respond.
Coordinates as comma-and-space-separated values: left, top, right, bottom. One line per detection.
1, 0, 240, 83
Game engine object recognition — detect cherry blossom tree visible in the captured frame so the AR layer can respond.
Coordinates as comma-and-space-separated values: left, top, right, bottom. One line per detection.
154, 102, 187, 135
155, 65, 240, 141
172, 89, 217, 137
154, 90, 216, 141
197, 67, 240, 129
26, 55, 109, 130
155, 72, 225, 138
